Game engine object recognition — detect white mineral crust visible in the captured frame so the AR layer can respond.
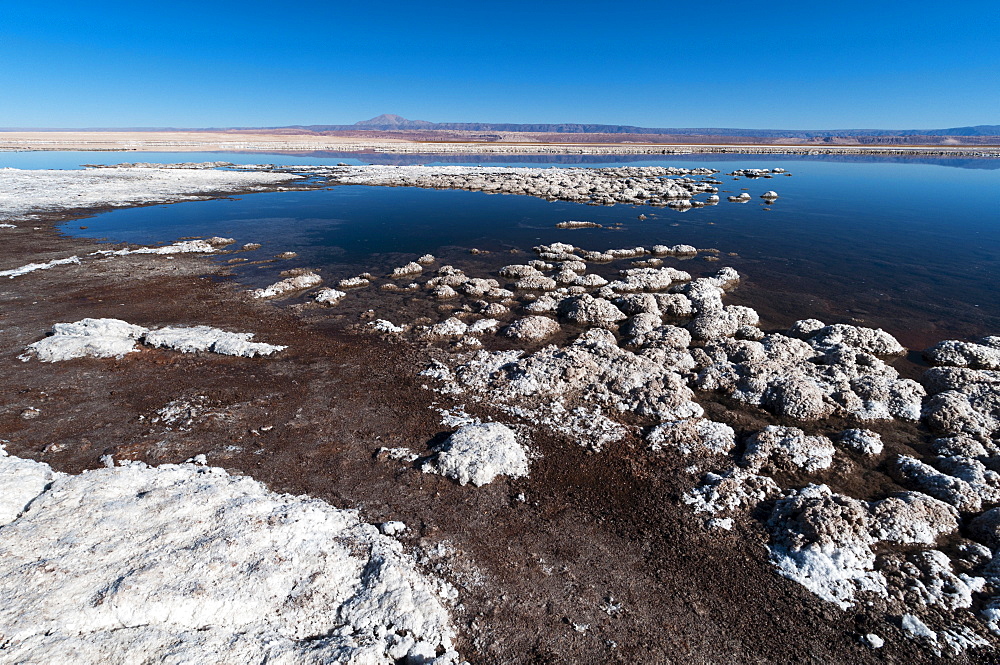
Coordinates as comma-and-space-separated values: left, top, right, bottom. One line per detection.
0, 448, 459, 664
0, 167, 301, 223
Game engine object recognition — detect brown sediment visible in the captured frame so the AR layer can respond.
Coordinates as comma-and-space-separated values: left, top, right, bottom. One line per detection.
0, 196, 981, 664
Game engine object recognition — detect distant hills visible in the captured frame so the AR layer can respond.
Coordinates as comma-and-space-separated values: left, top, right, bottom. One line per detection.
313, 115, 1000, 139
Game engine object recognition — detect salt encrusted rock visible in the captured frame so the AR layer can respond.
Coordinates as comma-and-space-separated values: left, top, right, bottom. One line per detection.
922, 390, 999, 439
621, 313, 661, 338
765, 484, 882, 609
514, 275, 557, 291
729, 193, 752, 202
684, 468, 781, 514
762, 375, 835, 420
761, 191, 779, 199
24, 318, 149, 361
557, 294, 627, 329
425, 318, 468, 338
807, 323, 906, 356
144, 326, 286, 357
480, 302, 509, 317
431, 285, 459, 300
554, 269, 579, 285
314, 288, 346, 305
892, 455, 1000, 513
931, 435, 997, 458
869, 493, 959, 544
924, 338, 1000, 370
742, 425, 835, 473
0, 451, 459, 664
249, 272, 323, 299
466, 318, 500, 335
417, 254, 435, 265
647, 419, 736, 455
614, 293, 661, 316
424, 423, 529, 487
369, 319, 405, 333
456, 278, 497, 298
390, 261, 423, 277
608, 267, 690, 293
565, 273, 602, 288
651, 244, 697, 256
881, 550, 984, 612
338, 276, 370, 288
656, 293, 694, 317
688, 305, 759, 341
501, 316, 561, 341
527, 260, 554, 271
838, 429, 884, 455
788, 319, 826, 338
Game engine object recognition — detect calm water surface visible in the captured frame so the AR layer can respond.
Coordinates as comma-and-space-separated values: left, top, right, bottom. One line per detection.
3, 150, 998, 349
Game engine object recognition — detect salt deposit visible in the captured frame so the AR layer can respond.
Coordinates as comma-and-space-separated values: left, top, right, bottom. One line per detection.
0, 167, 301, 224
23, 319, 286, 361
0, 448, 459, 664
323, 165, 719, 206
423, 422, 530, 487
0, 255, 81, 278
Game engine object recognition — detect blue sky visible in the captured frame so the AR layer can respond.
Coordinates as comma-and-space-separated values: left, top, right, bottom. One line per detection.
1, 1, 997, 129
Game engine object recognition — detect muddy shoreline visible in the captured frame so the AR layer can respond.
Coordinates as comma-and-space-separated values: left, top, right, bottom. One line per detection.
0, 174, 993, 663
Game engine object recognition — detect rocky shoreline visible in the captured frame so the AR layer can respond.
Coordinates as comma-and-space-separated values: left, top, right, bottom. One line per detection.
1, 164, 997, 664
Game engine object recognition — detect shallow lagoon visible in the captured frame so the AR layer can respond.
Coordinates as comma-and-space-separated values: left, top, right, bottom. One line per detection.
3, 150, 997, 349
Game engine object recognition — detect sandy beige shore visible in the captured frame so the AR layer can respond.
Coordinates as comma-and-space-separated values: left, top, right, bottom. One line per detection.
2, 130, 999, 157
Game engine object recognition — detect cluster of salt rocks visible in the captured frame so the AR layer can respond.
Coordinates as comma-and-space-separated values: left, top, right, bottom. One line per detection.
679, 328, 1000, 654
327, 165, 721, 206
373, 243, 1000, 655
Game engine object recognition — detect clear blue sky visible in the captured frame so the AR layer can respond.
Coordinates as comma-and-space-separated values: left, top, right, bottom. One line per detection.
1, 0, 997, 129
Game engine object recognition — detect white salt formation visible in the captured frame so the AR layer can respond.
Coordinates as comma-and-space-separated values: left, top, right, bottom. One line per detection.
325, 164, 720, 206
249, 272, 323, 299
23, 319, 286, 361
423, 422, 530, 487
0, 448, 459, 664
0, 167, 301, 224
95, 237, 235, 256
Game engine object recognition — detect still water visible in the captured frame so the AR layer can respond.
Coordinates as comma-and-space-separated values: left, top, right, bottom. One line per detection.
3, 150, 998, 349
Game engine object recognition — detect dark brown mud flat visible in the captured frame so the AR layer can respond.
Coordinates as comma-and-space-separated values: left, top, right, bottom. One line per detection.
0, 214, 977, 664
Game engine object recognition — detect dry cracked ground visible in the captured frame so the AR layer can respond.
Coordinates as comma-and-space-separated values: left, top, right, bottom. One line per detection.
0, 168, 996, 664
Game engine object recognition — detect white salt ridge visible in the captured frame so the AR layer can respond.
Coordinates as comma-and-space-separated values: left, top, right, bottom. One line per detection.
0, 167, 301, 223
0, 255, 81, 278
370, 319, 405, 333
95, 237, 235, 256
0, 448, 459, 664
423, 422, 530, 487
24, 319, 285, 362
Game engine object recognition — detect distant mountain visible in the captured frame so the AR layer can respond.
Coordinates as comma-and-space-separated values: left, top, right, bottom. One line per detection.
353, 114, 435, 129
293, 116, 1000, 139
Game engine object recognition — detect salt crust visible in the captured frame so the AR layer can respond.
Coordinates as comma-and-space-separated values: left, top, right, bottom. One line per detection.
24, 319, 285, 362
423, 423, 530, 487
0, 447, 459, 664
0, 167, 301, 223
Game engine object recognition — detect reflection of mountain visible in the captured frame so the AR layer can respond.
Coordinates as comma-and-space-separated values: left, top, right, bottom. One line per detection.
285, 116, 1000, 143
243, 150, 1000, 170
